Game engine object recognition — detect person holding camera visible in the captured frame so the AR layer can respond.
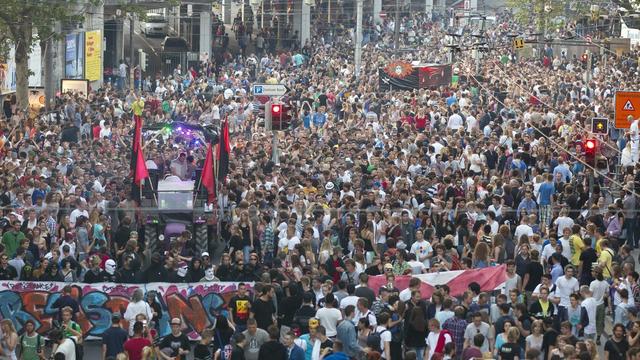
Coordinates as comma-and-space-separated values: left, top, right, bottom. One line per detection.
124, 321, 152, 360
49, 328, 75, 360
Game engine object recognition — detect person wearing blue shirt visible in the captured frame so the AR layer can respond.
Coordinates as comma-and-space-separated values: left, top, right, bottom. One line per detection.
336, 306, 363, 359
537, 174, 555, 227
516, 190, 537, 220
552, 158, 572, 183
283, 332, 305, 360
550, 254, 564, 284
312, 108, 327, 130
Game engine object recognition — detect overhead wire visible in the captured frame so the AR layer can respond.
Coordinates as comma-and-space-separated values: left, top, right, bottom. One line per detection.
486, 55, 623, 155
462, 61, 639, 199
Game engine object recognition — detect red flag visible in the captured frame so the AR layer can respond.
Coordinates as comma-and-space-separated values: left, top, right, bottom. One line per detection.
200, 142, 215, 203
216, 119, 230, 182
134, 146, 149, 185
130, 115, 143, 173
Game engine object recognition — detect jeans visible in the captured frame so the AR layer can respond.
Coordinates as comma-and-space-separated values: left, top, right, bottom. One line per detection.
406, 347, 424, 360
243, 245, 252, 263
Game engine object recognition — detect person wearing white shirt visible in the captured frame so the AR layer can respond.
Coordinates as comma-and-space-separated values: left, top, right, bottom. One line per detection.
374, 313, 392, 360
580, 285, 597, 339
553, 265, 579, 319
315, 293, 342, 337
447, 111, 464, 131
554, 208, 574, 237
123, 289, 153, 336
69, 201, 89, 228
426, 319, 452, 359
354, 297, 377, 328
410, 231, 433, 268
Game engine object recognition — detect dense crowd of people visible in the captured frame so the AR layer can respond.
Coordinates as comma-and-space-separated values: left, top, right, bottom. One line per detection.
4, 4, 640, 360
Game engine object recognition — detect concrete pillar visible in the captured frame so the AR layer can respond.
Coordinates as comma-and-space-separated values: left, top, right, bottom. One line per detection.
373, 0, 382, 24
199, 12, 212, 61
222, 0, 232, 25
115, 19, 124, 65
300, 0, 311, 47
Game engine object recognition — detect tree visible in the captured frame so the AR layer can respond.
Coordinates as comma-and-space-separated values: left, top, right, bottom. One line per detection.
0, 0, 98, 111
505, 0, 590, 35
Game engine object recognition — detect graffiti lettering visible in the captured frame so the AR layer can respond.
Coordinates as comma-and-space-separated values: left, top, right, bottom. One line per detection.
0, 281, 251, 340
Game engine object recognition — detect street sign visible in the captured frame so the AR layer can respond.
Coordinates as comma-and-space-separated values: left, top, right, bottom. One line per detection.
513, 38, 525, 49
591, 117, 608, 134
614, 91, 640, 129
252, 84, 289, 96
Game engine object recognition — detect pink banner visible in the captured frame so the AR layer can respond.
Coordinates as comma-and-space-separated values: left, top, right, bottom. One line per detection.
369, 265, 507, 299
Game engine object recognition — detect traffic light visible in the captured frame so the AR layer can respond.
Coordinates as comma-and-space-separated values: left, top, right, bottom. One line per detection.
591, 118, 608, 134
584, 139, 597, 163
271, 103, 282, 117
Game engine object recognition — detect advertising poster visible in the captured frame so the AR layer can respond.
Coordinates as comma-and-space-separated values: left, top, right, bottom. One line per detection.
65, 34, 78, 78
85, 30, 101, 81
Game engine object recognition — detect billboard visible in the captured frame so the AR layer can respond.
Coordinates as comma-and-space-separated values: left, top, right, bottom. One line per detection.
0, 48, 16, 95
85, 30, 102, 81
65, 33, 85, 79
379, 63, 453, 91
0, 44, 43, 95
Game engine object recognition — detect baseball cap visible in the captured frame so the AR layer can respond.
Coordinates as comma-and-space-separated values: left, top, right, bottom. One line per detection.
308, 318, 319, 329
171, 318, 182, 325
384, 263, 393, 270
201, 252, 210, 258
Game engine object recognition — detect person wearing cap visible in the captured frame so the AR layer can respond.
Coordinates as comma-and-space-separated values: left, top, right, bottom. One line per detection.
157, 318, 190, 360
102, 313, 128, 360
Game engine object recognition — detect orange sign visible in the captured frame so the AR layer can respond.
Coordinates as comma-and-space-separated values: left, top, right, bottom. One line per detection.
615, 91, 640, 128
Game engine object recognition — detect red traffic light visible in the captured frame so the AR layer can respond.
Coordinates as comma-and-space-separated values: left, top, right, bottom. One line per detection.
585, 139, 596, 150
271, 104, 281, 115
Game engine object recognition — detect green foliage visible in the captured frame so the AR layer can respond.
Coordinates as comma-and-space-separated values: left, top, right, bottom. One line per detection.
505, 0, 590, 33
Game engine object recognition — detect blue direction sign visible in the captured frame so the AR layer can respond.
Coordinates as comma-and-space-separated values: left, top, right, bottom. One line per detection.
252, 84, 289, 96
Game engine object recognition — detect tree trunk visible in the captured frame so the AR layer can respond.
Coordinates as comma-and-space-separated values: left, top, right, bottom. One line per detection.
14, 23, 32, 112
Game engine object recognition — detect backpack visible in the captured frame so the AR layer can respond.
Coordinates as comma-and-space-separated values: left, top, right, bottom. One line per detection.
19, 333, 42, 358
366, 328, 389, 353
434, 330, 452, 354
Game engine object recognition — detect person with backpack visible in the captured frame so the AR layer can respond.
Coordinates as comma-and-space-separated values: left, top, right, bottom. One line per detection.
367, 312, 391, 360
426, 319, 452, 359
19, 320, 43, 360
59, 307, 83, 360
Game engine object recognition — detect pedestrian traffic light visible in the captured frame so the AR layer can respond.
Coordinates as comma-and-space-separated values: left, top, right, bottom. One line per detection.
591, 118, 608, 134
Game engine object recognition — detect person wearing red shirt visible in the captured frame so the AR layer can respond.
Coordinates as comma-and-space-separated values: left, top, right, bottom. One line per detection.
124, 321, 152, 360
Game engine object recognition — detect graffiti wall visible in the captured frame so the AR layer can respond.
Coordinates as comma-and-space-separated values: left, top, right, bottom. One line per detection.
0, 281, 251, 340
